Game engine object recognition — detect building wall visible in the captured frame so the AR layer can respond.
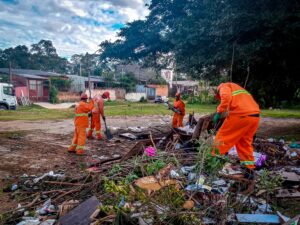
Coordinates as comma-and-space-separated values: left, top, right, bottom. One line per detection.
12, 75, 27, 87
67, 75, 86, 92
15, 86, 28, 98
125, 93, 146, 102
146, 87, 156, 100
147, 85, 169, 97
136, 84, 146, 93
28, 79, 49, 102
58, 88, 126, 102
85, 88, 126, 101
57, 92, 80, 102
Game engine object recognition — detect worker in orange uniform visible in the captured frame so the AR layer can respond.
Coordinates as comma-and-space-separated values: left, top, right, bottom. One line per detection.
172, 92, 185, 128
213, 82, 260, 179
68, 93, 94, 155
87, 91, 110, 140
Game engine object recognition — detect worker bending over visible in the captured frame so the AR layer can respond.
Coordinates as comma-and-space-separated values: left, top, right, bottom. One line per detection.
213, 82, 260, 179
68, 93, 94, 155
172, 92, 185, 128
87, 91, 110, 140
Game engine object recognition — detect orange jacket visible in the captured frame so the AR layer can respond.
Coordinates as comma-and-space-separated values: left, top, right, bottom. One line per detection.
74, 100, 94, 128
174, 99, 185, 116
92, 95, 104, 116
217, 82, 260, 116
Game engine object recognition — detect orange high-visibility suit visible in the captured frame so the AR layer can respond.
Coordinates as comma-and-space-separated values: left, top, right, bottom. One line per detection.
87, 95, 105, 140
172, 99, 185, 128
68, 100, 94, 154
214, 82, 260, 169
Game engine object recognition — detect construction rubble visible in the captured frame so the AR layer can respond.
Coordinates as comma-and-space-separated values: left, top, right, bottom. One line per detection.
1, 115, 300, 225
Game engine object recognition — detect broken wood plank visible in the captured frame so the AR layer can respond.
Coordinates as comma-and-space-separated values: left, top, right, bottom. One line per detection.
276, 189, 300, 198
44, 181, 85, 186
282, 214, 300, 225
59, 196, 100, 225
121, 139, 159, 161
192, 115, 212, 140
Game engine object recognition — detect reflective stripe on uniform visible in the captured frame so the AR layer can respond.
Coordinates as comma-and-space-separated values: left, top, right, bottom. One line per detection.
76, 145, 84, 150
96, 131, 101, 134
75, 113, 88, 117
70, 143, 77, 147
240, 161, 255, 165
232, 90, 250, 96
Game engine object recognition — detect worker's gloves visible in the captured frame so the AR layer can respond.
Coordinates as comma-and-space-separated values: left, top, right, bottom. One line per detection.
102, 116, 106, 122
88, 112, 92, 118
172, 107, 182, 115
213, 113, 221, 124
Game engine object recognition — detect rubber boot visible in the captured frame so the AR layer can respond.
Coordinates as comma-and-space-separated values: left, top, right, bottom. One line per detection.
96, 133, 103, 140
68, 144, 76, 153
87, 129, 94, 139
76, 149, 86, 156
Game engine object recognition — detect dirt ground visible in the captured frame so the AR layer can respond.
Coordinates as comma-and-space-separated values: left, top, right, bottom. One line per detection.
0, 115, 299, 213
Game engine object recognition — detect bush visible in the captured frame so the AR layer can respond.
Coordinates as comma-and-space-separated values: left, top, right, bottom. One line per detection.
50, 77, 71, 91
49, 86, 58, 103
187, 91, 217, 105
139, 96, 147, 102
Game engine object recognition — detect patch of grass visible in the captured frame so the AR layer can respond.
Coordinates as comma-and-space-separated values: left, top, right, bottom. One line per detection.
0, 102, 299, 121
0, 104, 74, 121
261, 109, 300, 118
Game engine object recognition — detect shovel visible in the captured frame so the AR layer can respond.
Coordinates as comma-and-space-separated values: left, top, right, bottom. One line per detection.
103, 117, 113, 140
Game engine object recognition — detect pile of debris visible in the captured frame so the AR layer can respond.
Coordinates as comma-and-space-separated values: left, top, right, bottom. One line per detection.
2, 116, 300, 225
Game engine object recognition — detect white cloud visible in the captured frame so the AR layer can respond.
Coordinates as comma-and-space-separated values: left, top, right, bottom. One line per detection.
0, 0, 149, 57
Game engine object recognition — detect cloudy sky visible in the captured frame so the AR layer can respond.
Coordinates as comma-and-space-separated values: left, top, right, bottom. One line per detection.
0, 0, 149, 58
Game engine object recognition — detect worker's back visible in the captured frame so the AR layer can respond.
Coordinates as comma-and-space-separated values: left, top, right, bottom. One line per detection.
74, 101, 94, 127
218, 82, 260, 116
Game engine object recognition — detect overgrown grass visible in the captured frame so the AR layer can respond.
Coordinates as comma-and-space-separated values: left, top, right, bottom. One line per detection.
261, 109, 300, 118
0, 101, 299, 121
0, 104, 73, 121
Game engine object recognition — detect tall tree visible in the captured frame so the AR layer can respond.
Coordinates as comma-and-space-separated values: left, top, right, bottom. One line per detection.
99, 0, 300, 106
30, 40, 68, 73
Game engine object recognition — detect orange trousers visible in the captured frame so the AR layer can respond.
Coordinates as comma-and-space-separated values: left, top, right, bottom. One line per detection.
87, 113, 102, 139
213, 115, 259, 169
68, 126, 87, 154
172, 113, 184, 128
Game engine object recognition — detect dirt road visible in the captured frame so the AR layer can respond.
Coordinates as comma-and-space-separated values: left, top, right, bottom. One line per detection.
0, 115, 299, 136
0, 116, 299, 212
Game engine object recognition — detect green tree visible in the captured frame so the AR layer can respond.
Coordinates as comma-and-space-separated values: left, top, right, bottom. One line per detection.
30, 40, 68, 73
99, 0, 300, 106
118, 72, 137, 92
0, 40, 68, 74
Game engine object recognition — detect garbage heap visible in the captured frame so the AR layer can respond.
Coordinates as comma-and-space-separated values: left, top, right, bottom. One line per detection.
2, 116, 300, 225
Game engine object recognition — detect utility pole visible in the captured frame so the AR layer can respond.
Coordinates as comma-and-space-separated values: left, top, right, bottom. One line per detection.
244, 65, 250, 88
88, 70, 91, 98
9, 61, 12, 84
79, 63, 82, 76
230, 42, 235, 82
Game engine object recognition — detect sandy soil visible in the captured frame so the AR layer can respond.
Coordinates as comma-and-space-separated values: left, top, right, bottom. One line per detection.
0, 116, 299, 213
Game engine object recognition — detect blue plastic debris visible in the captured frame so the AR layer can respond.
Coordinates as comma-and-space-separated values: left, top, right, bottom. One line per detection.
236, 214, 280, 224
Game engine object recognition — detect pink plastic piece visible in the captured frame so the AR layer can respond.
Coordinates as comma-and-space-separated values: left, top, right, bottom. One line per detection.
145, 146, 156, 157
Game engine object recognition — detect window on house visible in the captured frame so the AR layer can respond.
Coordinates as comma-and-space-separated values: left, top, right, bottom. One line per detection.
29, 80, 36, 90
37, 80, 43, 97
